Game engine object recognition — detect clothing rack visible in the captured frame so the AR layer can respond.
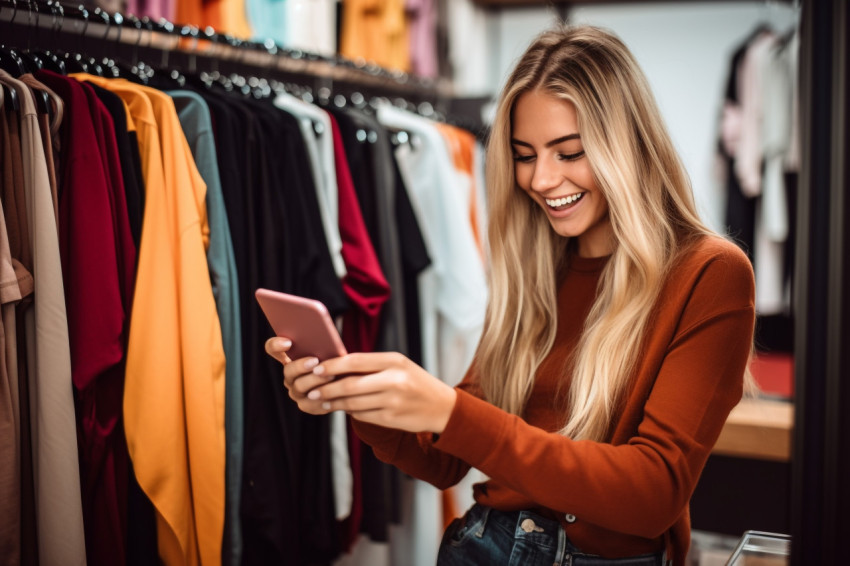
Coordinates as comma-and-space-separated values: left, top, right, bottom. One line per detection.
0, 0, 454, 118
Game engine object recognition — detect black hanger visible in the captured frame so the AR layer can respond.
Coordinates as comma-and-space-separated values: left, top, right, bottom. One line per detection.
61, 4, 91, 73
33, 0, 67, 74
14, 0, 45, 72
104, 12, 143, 82
0, 0, 28, 79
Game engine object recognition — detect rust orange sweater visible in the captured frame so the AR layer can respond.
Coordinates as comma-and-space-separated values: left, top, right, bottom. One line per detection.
353, 236, 755, 565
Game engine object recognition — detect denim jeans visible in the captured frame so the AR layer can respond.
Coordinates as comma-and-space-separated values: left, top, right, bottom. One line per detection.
437, 504, 665, 566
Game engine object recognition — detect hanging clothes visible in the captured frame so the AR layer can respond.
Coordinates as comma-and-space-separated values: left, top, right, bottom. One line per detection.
328, 111, 392, 550
329, 107, 407, 549
1, 69, 88, 566
718, 25, 799, 352
0, 71, 38, 566
126, 0, 176, 23
34, 68, 138, 566
435, 122, 485, 261
0, 183, 22, 566
232, 93, 343, 566
167, 90, 244, 566
374, 102, 487, 566
341, 0, 411, 72
407, 0, 438, 78
2, 16, 487, 566
272, 92, 353, 534
246, 0, 288, 46
286, 0, 338, 55
445, 0, 489, 96
71, 75, 227, 566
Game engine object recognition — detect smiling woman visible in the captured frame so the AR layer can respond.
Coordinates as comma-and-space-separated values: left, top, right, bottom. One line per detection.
266, 24, 757, 566
511, 90, 612, 257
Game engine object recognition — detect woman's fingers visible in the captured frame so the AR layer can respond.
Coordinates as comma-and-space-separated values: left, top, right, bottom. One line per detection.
307, 377, 392, 412
265, 337, 293, 365
288, 370, 334, 397
313, 351, 406, 379
305, 372, 395, 404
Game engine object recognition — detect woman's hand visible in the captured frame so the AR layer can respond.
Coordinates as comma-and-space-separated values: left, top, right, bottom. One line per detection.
309, 352, 458, 434
265, 337, 457, 434
265, 336, 338, 416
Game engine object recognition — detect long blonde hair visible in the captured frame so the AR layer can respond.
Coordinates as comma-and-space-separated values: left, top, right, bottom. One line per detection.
476, 25, 717, 441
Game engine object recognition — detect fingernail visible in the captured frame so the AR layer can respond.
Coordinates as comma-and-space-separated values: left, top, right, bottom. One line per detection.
304, 358, 319, 369
322, 402, 332, 411
307, 390, 321, 400
281, 339, 292, 348
312, 365, 325, 375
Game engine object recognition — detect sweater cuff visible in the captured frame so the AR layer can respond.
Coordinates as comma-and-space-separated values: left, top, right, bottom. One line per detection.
351, 419, 404, 459
432, 388, 507, 469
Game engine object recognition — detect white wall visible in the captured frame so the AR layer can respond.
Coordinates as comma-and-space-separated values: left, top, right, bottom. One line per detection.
483, 2, 799, 232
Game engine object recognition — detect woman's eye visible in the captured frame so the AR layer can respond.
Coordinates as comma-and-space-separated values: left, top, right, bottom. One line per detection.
513, 154, 535, 163
557, 151, 585, 161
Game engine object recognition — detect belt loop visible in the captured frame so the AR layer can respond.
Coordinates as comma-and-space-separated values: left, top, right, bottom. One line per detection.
473, 506, 491, 538
554, 523, 568, 566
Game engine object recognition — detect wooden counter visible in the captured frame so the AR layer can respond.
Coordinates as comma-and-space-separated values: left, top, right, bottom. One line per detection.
712, 398, 794, 462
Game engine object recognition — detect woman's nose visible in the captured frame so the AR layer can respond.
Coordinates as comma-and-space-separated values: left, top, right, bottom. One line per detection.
529, 157, 561, 193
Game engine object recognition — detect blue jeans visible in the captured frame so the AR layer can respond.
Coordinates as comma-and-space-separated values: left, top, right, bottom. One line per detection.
437, 504, 665, 566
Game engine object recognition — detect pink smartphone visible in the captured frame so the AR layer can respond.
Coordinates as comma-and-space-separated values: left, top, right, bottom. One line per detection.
255, 288, 348, 361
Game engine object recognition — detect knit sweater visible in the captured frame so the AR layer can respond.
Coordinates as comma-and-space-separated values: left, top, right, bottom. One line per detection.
352, 235, 755, 565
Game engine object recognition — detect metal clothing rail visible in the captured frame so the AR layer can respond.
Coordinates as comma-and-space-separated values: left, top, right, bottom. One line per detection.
0, 0, 452, 113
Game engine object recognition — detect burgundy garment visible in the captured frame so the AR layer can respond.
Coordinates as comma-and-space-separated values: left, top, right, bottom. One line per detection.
327, 112, 391, 551
329, 114, 391, 352
78, 81, 136, 315
34, 70, 133, 566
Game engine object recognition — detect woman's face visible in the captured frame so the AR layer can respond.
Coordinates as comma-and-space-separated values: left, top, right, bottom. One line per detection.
511, 90, 613, 258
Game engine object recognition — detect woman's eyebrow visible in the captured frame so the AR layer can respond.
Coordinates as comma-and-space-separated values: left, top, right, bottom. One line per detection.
510, 133, 581, 148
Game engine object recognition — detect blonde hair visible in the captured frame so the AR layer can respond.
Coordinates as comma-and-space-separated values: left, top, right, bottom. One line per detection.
476, 25, 741, 441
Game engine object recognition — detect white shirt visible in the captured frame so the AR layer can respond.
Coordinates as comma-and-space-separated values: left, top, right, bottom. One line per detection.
377, 103, 487, 386
286, 0, 337, 56
274, 92, 347, 280
447, 0, 491, 97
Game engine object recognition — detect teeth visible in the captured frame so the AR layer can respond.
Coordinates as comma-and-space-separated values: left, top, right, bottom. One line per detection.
545, 193, 583, 207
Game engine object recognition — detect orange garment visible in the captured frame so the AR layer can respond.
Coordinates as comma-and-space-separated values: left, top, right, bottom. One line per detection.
75, 75, 225, 566
340, 0, 410, 72
175, 0, 209, 30
353, 236, 755, 565
203, 0, 253, 39
436, 123, 484, 262
218, 0, 253, 39
175, 0, 252, 46
73, 75, 165, 192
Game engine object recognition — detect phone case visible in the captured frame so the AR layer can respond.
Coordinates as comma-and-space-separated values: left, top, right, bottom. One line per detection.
255, 288, 348, 361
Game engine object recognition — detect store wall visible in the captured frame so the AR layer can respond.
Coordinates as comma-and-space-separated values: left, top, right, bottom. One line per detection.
483, 2, 799, 233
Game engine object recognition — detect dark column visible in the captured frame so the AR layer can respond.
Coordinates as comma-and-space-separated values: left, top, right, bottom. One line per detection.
792, 0, 850, 564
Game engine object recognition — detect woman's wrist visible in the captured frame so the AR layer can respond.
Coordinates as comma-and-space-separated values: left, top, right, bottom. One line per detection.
432, 384, 458, 435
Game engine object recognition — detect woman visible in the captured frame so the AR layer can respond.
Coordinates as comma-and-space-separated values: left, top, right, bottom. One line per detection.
266, 25, 755, 565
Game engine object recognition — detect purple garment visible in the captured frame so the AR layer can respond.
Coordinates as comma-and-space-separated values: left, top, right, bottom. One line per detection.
126, 0, 175, 22
407, 0, 438, 78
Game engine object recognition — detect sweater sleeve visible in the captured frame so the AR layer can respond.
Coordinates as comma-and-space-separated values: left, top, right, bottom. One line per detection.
431, 246, 755, 539
350, 373, 481, 489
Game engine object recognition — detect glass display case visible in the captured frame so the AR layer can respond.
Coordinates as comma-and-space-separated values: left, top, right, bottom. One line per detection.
726, 530, 791, 566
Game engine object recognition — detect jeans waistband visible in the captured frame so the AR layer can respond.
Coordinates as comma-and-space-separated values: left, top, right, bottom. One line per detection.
481, 505, 666, 566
